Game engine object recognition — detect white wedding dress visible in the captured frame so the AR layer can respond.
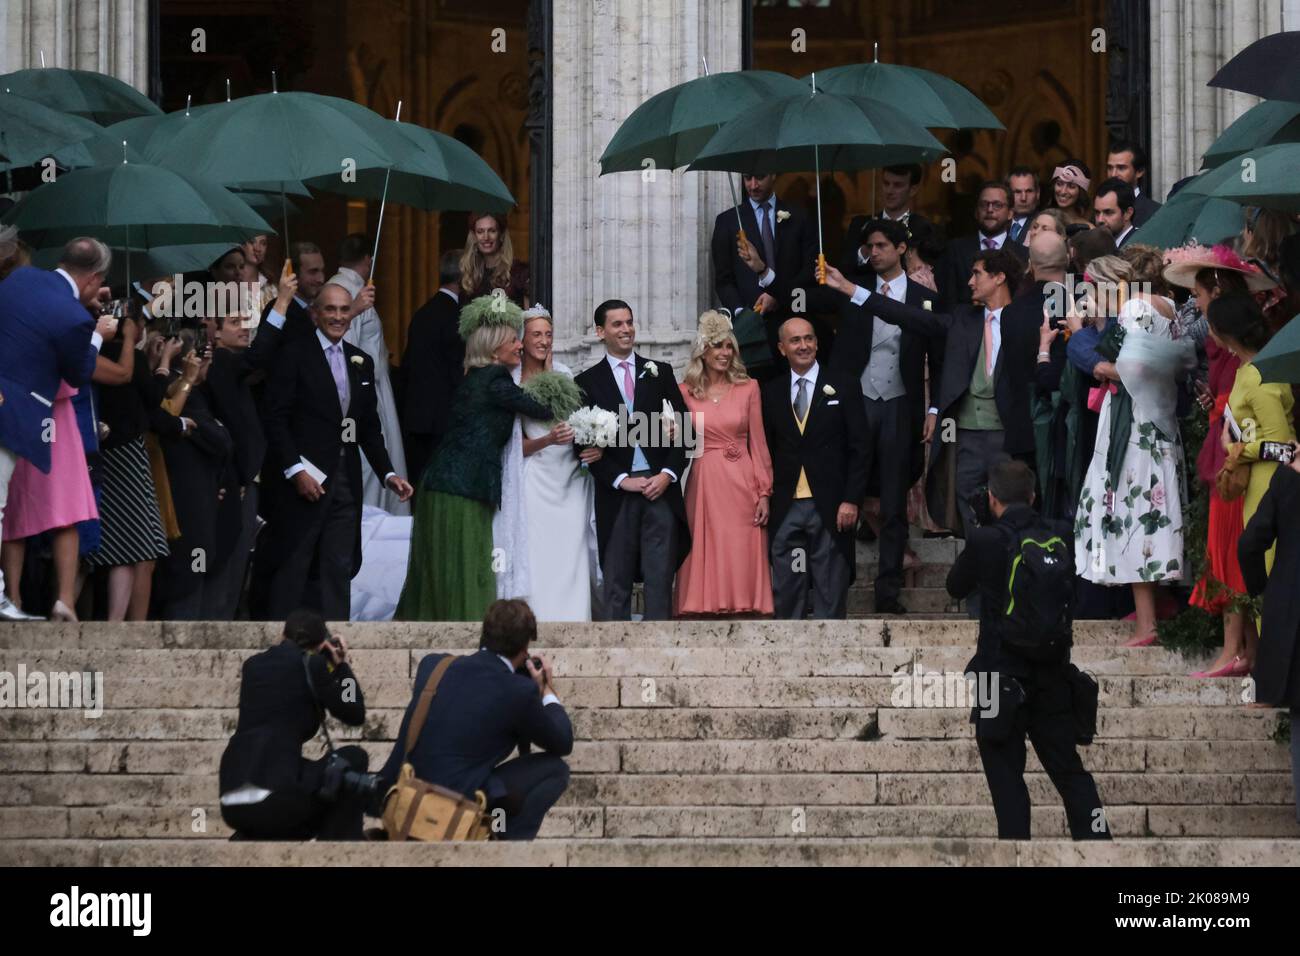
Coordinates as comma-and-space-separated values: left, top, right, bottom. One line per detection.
519, 362, 592, 621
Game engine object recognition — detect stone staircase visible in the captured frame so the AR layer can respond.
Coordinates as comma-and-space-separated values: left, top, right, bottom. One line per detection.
1, 616, 1297, 867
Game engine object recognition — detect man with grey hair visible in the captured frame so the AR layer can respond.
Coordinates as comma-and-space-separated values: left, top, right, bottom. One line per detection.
401, 250, 465, 486
0, 236, 117, 620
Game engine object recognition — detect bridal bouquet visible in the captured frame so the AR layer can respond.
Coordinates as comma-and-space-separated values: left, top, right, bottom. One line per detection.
567, 405, 620, 447
522, 370, 584, 422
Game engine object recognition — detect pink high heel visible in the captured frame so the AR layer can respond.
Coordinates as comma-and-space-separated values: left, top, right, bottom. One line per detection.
1194, 656, 1244, 679
1124, 632, 1159, 648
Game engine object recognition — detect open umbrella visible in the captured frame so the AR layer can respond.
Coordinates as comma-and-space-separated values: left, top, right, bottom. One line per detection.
689, 77, 946, 278
1201, 100, 1300, 168
0, 93, 111, 167
1208, 32, 1300, 103
804, 55, 1004, 130
0, 67, 162, 125
1130, 191, 1244, 249
1253, 317, 1300, 383
1182, 142, 1300, 213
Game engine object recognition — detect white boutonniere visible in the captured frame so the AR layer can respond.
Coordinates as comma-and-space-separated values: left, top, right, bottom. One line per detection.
349, 355, 364, 366
776, 210, 791, 223
822, 384, 836, 397
922, 300, 932, 311
640, 361, 658, 379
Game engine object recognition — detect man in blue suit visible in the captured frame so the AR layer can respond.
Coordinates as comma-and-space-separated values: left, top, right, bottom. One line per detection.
0, 237, 116, 620
379, 598, 573, 840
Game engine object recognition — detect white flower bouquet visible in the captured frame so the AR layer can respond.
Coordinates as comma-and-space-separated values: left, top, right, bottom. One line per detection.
567, 405, 620, 447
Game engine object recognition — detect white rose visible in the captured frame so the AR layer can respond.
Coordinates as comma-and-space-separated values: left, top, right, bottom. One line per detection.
922, 300, 932, 311
641, 361, 658, 378
349, 355, 364, 366
822, 384, 836, 396
776, 210, 791, 223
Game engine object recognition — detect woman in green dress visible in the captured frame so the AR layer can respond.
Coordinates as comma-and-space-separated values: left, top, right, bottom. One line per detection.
396, 296, 552, 621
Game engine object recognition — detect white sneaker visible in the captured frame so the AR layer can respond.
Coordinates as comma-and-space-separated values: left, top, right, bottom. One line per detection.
0, 598, 44, 622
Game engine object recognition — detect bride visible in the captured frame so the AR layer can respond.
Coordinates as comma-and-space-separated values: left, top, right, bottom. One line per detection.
510, 305, 600, 621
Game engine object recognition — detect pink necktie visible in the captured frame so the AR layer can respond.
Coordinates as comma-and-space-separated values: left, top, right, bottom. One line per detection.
984, 311, 995, 375
982, 238, 996, 250
880, 281, 891, 299
619, 360, 635, 405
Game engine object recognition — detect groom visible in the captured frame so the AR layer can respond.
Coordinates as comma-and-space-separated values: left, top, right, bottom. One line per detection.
575, 299, 691, 620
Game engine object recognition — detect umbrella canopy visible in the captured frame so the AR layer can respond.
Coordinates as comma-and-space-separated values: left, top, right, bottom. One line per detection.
105, 102, 227, 156
0, 67, 162, 125
1208, 32, 1300, 102
1253, 316, 1300, 383
688, 90, 947, 174
0, 161, 273, 249
0, 93, 109, 166
803, 62, 1003, 130
1131, 191, 1244, 249
1182, 142, 1300, 213
1201, 100, 1300, 168
599, 70, 809, 174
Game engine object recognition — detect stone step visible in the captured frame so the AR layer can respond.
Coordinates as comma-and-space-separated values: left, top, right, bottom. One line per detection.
1, 771, 1290, 810
847, 587, 962, 614
0, 644, 1212, 681
3, 703, 1277, 743
7, 837, 1300, 868
0, 619, 1139, 650
4, 802, 1299, 840
857, 538, 963, 563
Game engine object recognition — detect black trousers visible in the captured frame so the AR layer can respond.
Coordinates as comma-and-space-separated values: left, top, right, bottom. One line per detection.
599, 471, 680, 621
486, 753, 571, 840
221, 746, 369, 841
863, 394, 911, 604
268, 454, 357, 621
975, 664, 1110, 840
404, 431, 434, 494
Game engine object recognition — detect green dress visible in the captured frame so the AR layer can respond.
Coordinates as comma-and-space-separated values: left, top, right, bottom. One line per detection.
396, 364, 552, 621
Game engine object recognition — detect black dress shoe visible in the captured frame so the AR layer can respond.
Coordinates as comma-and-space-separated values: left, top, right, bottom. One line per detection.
856, 520, 878, 542
876, 598, 908, 615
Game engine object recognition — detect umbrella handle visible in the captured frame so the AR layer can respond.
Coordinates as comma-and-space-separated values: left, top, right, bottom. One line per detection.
816, 253, 827, 285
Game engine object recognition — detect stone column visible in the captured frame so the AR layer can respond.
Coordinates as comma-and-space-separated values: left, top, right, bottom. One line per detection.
551, 0, 743, 372
1148, 0, 1291, 198
2, 0, 149, 94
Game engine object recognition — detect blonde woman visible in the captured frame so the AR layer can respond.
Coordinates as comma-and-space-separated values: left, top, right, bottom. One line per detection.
396, 297, 552, 621
674, 311, 774, 616
459, 212, 530, 306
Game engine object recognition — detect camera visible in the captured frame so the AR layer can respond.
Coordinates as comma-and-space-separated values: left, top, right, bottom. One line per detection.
318, 751, 386, 816
967, 486, 994, 528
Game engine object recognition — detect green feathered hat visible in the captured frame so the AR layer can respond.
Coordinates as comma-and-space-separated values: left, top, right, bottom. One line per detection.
521, 371, 585, 423
458, 292, 524, 340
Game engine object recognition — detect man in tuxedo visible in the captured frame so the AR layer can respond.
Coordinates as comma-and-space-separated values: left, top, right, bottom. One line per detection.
762, 318, 868, 619
219, 609, 371, 840
1006, 166, 1041, 247
711, 172, 819, 367
829, 219, 942, 615
574, 299, 691, 621
258, 241, 327, 341
259, 283, 413, 620
824, 248, 1038, 543
379, 598, 572, 840
936, 181, 1029, 310
1107, 140, 1161, 226
400, 250, 465, 485
0, 237, 115, 621
839, 164, 937, 277
1093, 178, 1138, 249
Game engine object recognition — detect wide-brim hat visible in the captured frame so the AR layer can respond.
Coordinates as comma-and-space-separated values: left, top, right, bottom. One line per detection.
1162, 243, 1276, 292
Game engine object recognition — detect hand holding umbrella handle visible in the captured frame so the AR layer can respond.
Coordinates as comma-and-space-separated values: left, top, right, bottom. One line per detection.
816, 253, 827, 285
282, 257, 294, 280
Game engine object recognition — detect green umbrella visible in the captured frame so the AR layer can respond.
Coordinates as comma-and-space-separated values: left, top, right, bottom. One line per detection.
803, 56, 1003, 130
1253, 315, 1300, 383
1, 159, 273, 287
0, 67, 161, 125
1196, 142, 1300, 213
1131, 191, 1244, 249
599, 70, 809, 174
1201, 100, 1300, 169
0, 93, 109, 166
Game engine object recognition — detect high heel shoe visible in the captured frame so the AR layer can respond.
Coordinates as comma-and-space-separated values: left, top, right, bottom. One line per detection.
50, 600, 78, 623
1124, 631, 1159, 647
1194, 656, 1244, 679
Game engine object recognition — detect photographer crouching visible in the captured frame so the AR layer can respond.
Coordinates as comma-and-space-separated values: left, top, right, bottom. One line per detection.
947, 460, 1110, 840
219, 609, 383, 840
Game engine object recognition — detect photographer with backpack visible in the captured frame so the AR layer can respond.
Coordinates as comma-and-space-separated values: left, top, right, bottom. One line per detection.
946, 460, 1110, 840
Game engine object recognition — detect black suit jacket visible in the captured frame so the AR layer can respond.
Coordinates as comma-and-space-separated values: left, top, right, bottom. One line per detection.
936, 235, 1028, 310
760, 365, 869, 580
1133, 191, 1162, 228
261, 332, 396, 575
838, 211, 938, 279
378, 649, 573, 796
219, 639, 366, 796
258, 296, 315, 343
1239, 466, 1300, 708
712, 197, 817, 316
829, 275, 943, 485
399, 288, 465, 443
205, 320, 285, 487
573, 353, 692, 568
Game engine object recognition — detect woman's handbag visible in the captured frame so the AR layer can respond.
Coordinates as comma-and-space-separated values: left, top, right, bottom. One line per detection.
1215, 442, 1251, 502
730, 308, 774, 374
381, 656, 492, 842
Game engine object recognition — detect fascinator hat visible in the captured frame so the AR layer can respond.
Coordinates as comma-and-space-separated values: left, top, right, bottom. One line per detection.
693, 309, 736, 353
458, 292, 524, 340
1162, 243, 1276, 293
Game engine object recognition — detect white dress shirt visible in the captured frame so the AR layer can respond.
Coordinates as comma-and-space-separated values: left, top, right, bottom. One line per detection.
1115, 224, 1136, 247
977, 231, 1008, 251
983, 305, 1005, 368
789, 361, 821, 406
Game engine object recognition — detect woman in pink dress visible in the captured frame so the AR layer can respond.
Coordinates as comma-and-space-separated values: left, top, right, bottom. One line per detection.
674, 311, 774, 617
1, 381, 99, 620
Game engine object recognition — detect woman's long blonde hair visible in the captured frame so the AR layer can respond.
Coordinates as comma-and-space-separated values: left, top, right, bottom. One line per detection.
683, 310, 750, 399
460, 213, 515, 296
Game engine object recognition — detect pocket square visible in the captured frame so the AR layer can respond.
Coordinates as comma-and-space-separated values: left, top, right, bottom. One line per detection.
361, 380, 372, 386
826, 399, 840, 406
